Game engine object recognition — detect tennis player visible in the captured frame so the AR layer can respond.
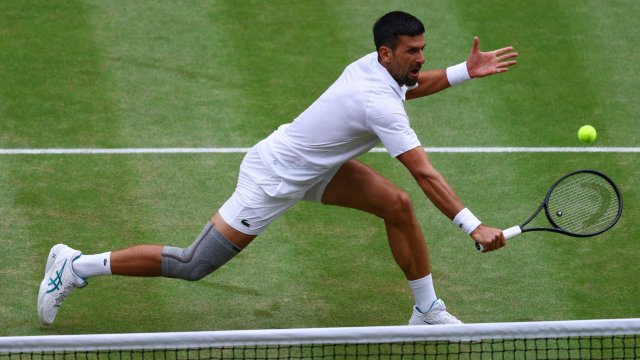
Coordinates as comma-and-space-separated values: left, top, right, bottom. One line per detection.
38, 11, 517, 326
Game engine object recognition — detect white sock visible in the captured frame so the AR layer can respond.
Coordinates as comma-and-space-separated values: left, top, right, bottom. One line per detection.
72, 252, 112, 279
408, 274, 437, 312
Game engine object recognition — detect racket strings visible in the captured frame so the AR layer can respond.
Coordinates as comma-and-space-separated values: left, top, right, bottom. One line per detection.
546, 172, 620, 235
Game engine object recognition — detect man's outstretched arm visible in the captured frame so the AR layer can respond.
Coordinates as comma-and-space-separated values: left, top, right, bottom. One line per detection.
397, 146, 506, 252
406, 36, 518, 100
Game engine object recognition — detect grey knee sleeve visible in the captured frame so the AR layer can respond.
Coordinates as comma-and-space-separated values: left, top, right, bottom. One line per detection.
161, 223, 241, 281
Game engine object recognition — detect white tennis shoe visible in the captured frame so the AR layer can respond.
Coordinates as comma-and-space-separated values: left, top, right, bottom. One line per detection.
37, 244, 86, 325
408, 299, 463, 325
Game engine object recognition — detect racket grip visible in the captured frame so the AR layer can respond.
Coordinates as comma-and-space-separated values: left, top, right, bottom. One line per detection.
474, 226, 522, 252
502, 226, 522, 240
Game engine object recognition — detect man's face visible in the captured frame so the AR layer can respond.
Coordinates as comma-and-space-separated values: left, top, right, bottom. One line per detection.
381, 34, 426, 87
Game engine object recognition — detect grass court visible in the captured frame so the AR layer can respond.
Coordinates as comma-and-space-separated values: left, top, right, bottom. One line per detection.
0, 1, 638, 336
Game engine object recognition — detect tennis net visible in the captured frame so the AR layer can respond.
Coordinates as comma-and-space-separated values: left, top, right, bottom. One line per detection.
1, 318, 639, 359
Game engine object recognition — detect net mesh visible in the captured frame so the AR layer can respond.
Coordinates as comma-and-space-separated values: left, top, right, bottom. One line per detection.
2, 319, 639, 360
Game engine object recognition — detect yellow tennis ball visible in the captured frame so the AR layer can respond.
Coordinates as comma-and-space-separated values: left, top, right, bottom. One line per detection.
578, 125, 597, 144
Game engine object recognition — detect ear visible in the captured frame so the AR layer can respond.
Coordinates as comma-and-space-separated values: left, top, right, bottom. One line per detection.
378, 45, 393, 64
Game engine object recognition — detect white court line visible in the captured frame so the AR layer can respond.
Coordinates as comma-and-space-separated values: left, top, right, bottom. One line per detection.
0, 147, 638, 155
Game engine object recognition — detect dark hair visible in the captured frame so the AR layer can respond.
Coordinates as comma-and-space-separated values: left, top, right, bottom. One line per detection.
373, 11, 425, 51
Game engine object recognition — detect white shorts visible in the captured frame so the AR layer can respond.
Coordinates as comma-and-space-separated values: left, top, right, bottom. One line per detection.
219, 148, 339, 235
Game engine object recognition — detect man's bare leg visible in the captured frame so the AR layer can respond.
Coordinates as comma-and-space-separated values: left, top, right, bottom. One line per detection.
105, 214, 255, 278
321, 159, 430, 280
319, 160, 461, 324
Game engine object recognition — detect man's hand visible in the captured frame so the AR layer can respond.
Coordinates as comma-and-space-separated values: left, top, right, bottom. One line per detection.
471, 224, 506, 252
467, 37, 518, 78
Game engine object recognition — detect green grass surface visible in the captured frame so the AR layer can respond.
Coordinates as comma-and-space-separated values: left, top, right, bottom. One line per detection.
0, 1, 638, 336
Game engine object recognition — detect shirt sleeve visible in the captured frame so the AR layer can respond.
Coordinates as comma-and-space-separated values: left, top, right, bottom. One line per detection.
367, 101, 421, 158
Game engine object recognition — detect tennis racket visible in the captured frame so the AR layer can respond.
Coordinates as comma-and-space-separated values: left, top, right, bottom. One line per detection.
476, 169, 623, 252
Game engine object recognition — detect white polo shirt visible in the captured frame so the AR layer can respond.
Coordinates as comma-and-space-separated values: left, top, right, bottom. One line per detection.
256, 51, 421, 184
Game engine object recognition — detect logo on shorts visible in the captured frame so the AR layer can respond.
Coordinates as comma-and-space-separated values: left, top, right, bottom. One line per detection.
241, 219, 251, 228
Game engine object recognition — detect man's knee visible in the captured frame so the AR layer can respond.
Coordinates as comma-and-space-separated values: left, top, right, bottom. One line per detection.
385, 190, 415, 222
161, 223, 241, 281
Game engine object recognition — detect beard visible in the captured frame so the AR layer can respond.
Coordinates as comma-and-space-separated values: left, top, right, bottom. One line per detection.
403, 77, 418, 87
390, 65, 420, 87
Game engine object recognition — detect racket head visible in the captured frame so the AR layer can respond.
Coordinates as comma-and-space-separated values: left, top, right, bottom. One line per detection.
542, 169, 622, 237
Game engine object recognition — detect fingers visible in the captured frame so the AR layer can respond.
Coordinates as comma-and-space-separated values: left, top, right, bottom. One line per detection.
467, 38, 518, 78
472, 38, 517, 60
494, 46, 515, 56
497, 51, 518, 62
480, 232, 507, 253
472, 36, 480, 53
495, 60, 518, 73
492, 50, 518, 74
493, 46, 518, 64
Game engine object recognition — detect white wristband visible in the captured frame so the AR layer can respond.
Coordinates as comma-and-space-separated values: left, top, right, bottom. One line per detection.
446, 61, 471, 86
453, 208, 481, 235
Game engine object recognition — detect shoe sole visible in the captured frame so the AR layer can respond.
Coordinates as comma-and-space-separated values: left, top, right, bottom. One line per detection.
38, 270, 55, 326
